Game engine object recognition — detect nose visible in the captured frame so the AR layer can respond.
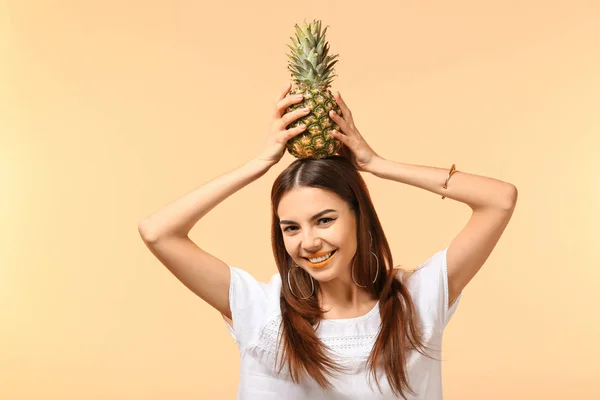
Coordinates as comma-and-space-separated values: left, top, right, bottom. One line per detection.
301, 230, 322, 251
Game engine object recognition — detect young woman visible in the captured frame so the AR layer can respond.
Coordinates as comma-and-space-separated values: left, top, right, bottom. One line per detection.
138, 83, 518, 399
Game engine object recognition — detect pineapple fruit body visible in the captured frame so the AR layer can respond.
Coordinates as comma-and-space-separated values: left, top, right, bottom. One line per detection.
284, 20, 344, 159
285, 86, 343, 159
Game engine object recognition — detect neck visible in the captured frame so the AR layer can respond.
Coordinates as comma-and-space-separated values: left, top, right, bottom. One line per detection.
317, 278, 377, 318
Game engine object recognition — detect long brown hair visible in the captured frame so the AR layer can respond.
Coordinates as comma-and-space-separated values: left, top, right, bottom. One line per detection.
270, 155, 438, 398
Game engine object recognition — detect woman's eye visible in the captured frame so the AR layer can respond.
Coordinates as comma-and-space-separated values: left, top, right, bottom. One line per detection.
283, 217, 335, 232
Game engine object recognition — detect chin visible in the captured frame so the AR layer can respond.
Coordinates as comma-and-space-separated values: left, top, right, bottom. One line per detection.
309, 264, 341, 282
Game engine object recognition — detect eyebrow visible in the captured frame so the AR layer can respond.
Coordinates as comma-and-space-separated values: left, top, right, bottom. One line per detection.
279, 209, 338, 226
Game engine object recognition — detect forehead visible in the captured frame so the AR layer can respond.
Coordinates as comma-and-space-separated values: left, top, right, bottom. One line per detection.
277, 187, 346, 218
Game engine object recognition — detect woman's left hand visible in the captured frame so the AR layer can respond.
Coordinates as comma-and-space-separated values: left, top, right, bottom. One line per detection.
329, 92, 382, 173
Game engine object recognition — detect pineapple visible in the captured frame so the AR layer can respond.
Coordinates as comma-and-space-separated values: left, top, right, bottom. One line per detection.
285, 20, 343, 159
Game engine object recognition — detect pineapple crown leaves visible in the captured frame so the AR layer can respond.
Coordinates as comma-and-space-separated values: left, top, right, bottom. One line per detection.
286, 19, 339, 89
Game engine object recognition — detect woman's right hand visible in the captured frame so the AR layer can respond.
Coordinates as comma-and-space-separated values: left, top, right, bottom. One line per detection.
254, 83, 311, 167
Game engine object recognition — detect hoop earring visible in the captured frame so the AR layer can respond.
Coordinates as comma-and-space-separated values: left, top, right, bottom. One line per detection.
288, 263, 314, 299
351, 252, 380, 288
352, 231, 379, 288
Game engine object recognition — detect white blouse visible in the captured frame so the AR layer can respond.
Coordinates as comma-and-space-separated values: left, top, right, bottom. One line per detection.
222, 247, 461, 399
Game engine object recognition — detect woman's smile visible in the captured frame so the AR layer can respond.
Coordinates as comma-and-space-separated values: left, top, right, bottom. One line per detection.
304, 249, 338, 269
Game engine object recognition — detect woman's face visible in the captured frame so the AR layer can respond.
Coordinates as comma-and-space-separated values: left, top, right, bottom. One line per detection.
277, 187, 357, 282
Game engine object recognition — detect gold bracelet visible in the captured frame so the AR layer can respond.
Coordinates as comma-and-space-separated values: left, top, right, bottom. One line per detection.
441, 164, 457, 200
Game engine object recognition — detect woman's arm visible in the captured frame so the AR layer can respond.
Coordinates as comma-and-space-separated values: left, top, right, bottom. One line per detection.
328, 91, 518, 307
139, 82, 308, 240
138, 158, 271, 241
136, 84, 307, 320
137, 158, 271, 320
365, 157, 517, 211
366, 156, 517, 307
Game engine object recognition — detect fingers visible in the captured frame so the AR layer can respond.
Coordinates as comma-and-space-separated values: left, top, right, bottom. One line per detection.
331, 129, 349, 145
334, 91, 352, 119
336, 139, 352, 158
275, 93, 304, 118
275, 82, 292, 103
284, 123, 307, 141
279, 106, 310, 128
333, 135, 353, 162
329, 108, 353, 134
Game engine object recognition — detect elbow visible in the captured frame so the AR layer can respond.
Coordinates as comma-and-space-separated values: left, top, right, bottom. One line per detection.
501, 184, 518, 211
138, 219, 159, 243
138, 220, 187, 243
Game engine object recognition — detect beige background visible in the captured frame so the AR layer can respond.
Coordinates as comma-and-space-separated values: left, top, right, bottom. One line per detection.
2, 0, 599, 398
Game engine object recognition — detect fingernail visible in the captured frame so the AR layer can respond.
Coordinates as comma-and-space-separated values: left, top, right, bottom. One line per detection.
296, 94, 304, 99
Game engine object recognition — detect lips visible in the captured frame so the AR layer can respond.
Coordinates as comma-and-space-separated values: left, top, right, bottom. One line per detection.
304, 249, 338, 268
303, 249, 337, 260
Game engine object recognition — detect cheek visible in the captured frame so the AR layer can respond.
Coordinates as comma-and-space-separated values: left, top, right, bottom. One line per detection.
282, 237, 295, 255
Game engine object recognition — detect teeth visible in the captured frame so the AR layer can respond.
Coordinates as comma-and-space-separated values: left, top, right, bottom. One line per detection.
308, 251, 333, 263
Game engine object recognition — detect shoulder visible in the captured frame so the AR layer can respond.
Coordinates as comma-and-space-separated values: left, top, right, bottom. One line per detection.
392, 266, 415, 285
392, 248, 447, 288
227, 267, 282, 320
225, 267, 282, 350
230, 267, 281, 293
393, 248, 460, 328
396, 248, 448, 277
